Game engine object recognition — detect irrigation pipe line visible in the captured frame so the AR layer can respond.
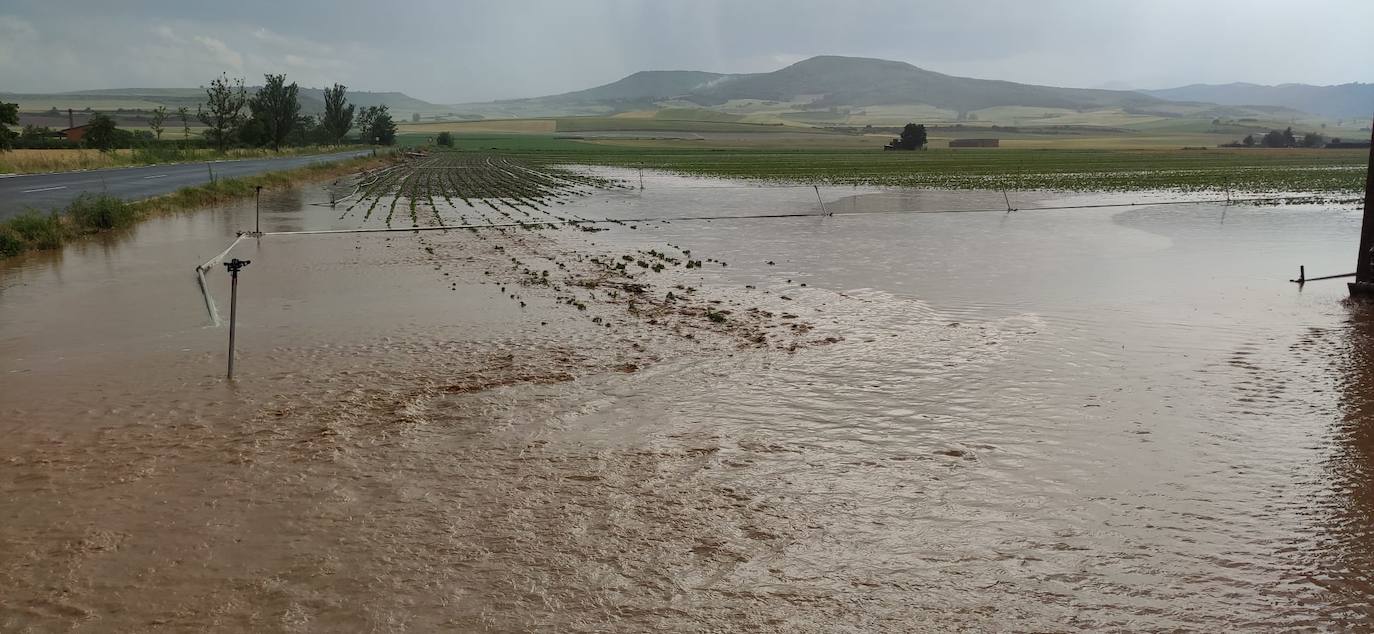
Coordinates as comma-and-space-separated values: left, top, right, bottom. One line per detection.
194, 234, 247, 326
192, 192, 1355, 325
256, 193, 1351, 238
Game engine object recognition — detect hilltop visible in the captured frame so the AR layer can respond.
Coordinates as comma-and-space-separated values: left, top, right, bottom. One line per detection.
1143, 82, 1374, 121
449, 55, 1165, 119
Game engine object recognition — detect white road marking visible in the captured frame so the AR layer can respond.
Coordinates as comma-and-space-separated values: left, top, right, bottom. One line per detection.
21, 185, 67, 193
143, 174, 168, 179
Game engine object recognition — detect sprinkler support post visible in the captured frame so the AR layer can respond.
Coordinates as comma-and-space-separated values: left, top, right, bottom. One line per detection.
224, 258, 251, 380
251, 186, 264, 237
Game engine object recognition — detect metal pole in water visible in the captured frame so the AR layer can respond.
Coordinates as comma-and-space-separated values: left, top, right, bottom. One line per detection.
207, 163, 214, 184
224, 258, 250, 379
254, 186, 263, 236
639, 163, 644, 190
814, 185, 829, 215
1350, 114, 1374, 296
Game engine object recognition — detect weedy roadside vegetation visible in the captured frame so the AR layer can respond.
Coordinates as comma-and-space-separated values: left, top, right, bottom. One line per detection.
0, 154, 387, 259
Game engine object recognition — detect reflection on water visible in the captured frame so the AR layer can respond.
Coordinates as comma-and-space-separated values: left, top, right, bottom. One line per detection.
2, 171, 1373, 630
1325, 303, 1374, 615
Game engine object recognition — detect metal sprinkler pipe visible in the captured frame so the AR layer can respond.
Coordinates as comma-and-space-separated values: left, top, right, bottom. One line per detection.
223, 258, 251, 379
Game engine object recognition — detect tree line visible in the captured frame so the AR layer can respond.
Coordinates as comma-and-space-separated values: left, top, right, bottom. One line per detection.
0, 72, 398, 153
190, 73, 396, 151
1234, 126, 1326, 148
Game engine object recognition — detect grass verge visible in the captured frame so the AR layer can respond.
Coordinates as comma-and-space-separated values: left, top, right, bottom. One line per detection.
0, 154, 391, 260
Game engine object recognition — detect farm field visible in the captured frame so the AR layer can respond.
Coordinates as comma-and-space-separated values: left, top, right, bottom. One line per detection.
339, 151, 624, 229
4, 153, 1372, 630
413, 134, 1370, 194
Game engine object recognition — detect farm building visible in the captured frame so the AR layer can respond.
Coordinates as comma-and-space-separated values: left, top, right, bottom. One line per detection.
949, 138, 999, 148
58, 124, 93, 142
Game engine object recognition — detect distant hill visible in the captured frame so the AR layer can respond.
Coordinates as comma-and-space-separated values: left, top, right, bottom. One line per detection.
684, 56, 1162, 112
1143, 82, 1374, 121
0, 87, 447, 118
450, 55, 1165, 118
551, 70, 729, 102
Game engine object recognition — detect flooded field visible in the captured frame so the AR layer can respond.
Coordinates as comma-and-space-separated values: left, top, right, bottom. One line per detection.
2, 161, 1372, 631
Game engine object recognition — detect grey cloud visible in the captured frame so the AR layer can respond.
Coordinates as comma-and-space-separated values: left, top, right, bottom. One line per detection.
1, 0, 1371, 103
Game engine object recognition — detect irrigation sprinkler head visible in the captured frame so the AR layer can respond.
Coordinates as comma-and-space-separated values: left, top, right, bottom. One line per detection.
224, 258, 251, 274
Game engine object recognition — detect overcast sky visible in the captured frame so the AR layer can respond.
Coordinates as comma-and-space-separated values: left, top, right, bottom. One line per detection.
2, 0, 1371, 103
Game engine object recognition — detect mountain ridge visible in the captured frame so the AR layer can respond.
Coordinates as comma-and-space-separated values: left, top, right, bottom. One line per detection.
453, 55, 1166, 117
1142, 82, 1374, 120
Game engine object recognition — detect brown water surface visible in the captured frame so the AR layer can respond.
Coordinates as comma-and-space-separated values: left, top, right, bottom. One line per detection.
1, 171, 1372, 631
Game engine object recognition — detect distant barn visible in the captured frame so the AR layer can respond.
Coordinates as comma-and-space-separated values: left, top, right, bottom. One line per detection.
58, 124, 93, 142
949, 138, 999, 148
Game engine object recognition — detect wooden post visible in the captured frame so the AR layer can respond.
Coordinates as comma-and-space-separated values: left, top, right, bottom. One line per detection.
1349, 114, 1374, 296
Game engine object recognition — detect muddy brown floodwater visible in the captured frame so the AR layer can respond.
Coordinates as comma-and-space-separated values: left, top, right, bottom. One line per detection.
2, 166, 1373, 632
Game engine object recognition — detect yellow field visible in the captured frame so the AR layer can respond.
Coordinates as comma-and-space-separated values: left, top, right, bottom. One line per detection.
399, 119, 556, 134
0, 146, 350, 175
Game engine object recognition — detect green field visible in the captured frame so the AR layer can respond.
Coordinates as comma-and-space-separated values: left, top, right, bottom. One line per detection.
553, 117, 797, 133
408, 133, 1369, 194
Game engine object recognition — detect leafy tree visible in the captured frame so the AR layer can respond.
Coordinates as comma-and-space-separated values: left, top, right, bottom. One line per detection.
84, 113, 119, 151
197, 73, 248, 152
412, 112, 421, 123
1282, 126, 1296, 148
1262, 129, 1286, 148
0, 101, 18, 151
294, 113, 317, 145
436, 131, 453, 147
248, 73, 300, 151
148, 105, 168, 140
1302, 132, 1325, 148
886, 123, 928, 150
358, 105, 397, 145
21, 124, 54, 139
238, 115, 269, 148
1242, 133, 1255, 147
321, 83, 355, 144
355, 106, 377, 141
176, 106, 191, 143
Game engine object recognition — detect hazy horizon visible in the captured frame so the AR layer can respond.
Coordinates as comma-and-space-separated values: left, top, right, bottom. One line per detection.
2, 0, 1372, 104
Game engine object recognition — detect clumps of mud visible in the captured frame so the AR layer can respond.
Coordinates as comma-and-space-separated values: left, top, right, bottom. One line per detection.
0, 154, 867, 632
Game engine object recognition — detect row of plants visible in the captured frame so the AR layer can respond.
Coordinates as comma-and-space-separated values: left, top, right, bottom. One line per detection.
338, 149, 807, 347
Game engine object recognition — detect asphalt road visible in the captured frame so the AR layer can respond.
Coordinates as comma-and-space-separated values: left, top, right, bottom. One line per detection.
0, 149, 373, 221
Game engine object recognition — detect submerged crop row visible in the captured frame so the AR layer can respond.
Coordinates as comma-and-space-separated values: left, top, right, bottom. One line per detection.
441, 136, 1369, 194
342, 150, 626, 228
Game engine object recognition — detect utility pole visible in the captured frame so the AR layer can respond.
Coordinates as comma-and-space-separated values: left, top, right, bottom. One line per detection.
224, 258, 250, 379
1349, 114, 1374, 297
252, 186, 263, 236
